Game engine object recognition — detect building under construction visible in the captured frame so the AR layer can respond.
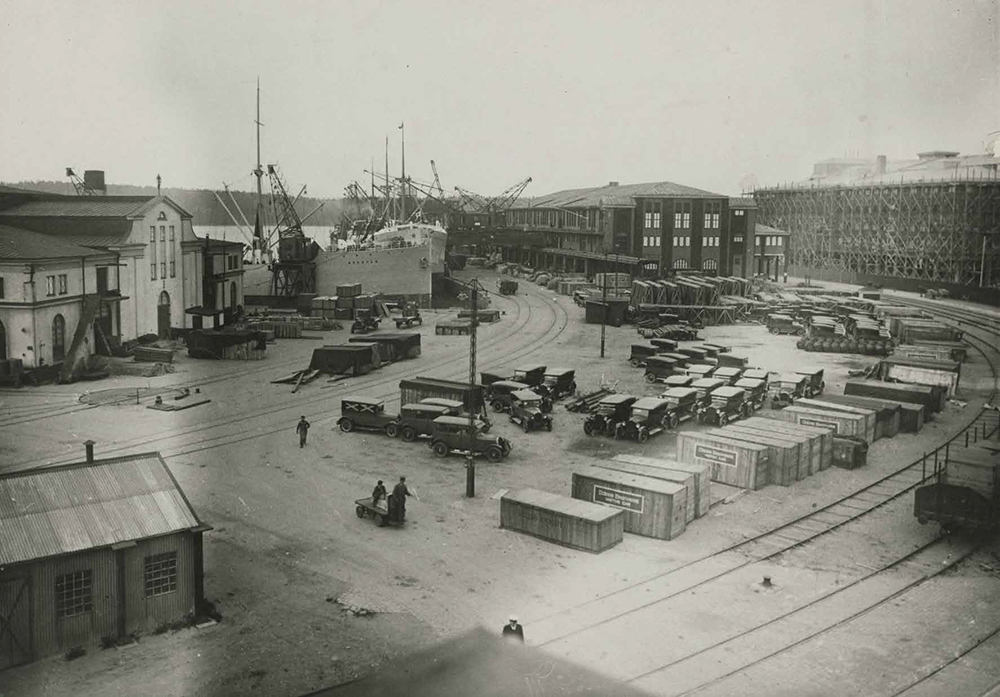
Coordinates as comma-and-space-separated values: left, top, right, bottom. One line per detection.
753, 151, 1000, 295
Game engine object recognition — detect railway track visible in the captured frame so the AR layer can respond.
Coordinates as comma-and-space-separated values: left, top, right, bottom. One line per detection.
530, 298, 1000, 694
4, 276, 572, 470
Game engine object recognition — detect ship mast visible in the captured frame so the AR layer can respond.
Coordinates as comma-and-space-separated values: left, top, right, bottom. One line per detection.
400, 121, 406, 222
253, 77, 265, 263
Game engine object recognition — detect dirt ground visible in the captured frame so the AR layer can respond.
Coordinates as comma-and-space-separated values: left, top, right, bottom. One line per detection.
1, 271, 998, 696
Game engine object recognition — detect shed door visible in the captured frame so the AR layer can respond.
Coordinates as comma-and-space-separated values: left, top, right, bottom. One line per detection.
157, 291, 171, 339
52, 314, 66, 363
0, 577, 32, 669
0, 320, 6, 361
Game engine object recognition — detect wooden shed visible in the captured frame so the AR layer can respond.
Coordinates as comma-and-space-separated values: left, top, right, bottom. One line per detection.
499, 488, 623, 553
793, 398, 878, 443
676, 431, 770, 490
571, 466, 687, 540
610, 455, 711, 518
715, 425, 802, 486
744, 416, 831, 473
0, 448, 209, 669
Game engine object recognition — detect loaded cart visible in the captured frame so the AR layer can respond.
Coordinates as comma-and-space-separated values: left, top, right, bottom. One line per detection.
355, 496, 404, 527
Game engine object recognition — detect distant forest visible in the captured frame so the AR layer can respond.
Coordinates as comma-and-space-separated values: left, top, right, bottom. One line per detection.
3, 180, 350, 227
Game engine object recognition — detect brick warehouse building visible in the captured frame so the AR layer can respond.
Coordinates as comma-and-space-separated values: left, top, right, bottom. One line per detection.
0, 447, 210, 668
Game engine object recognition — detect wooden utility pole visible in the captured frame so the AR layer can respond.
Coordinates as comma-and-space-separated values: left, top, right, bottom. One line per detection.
600, 253, 608, 358
466, 279, 480, 497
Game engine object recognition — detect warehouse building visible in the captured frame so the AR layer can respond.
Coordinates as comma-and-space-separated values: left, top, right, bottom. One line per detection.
754, 150, 1000, 296
0, 446, 210, 669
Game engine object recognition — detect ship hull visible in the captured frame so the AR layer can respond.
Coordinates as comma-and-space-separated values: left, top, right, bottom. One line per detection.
315, 244, 440, 307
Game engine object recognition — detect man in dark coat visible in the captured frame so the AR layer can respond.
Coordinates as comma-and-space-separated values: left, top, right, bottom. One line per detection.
296, 415, 311, 448
502, 616, 524, 642
392, 476, 411, 520
371, 480, 387, 510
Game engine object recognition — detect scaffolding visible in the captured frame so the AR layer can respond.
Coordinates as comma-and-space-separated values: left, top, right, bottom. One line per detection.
754, 177, 1000, 288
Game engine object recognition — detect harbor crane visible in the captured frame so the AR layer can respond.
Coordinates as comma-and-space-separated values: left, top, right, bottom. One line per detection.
267, 164, 322, 297
65, 168, 100, 196
453, 176, 532, 229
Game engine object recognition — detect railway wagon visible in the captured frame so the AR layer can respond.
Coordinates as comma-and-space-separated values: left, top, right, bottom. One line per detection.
676, 431, 770, 491
915, 446, 1000, 531
500, 488, 624, 553
844, 379, 944, 415
399, 377, 487, 419
571, 466, 688, 540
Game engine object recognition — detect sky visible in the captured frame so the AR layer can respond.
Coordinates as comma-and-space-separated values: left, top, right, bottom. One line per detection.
1, 0, 997, 200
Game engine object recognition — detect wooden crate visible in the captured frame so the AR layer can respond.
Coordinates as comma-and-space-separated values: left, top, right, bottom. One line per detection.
844, 380, 943, 414
768, 405, 869, 443
724, 422, 814, 482
134, 346, 173, 363
499, 488, 624, 553
794, 398, 878, 443
599, 459, 696, 523
676, 432, 770, 490
811, 394, 902, 438
611, 455, 711, 518
832, 435, 868, 470
572, 467, 687, 540
716, 425, 802, 486
744, 417, 830, 473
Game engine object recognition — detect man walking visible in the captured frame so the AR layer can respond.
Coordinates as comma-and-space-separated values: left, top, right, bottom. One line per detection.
392, 476, 411, 520
296, 415, 310, 448
502, 616, 524, 643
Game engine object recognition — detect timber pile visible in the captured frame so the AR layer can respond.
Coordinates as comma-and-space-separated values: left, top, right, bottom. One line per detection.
565, 388, 615, 413
271, 368, 322, 386
134, 346, 173, 363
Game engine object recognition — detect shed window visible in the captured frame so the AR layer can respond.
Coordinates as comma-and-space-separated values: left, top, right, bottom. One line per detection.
58, 274, 68, 295
144, 551, 178, 597
56, 570, 93, 618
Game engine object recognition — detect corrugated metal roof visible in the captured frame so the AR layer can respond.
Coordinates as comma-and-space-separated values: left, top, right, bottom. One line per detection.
0, 225, 114, 260
755, 223, 789, 236
728, 197, 756, 209
0, 215, 133, 247
0, 453, 203, 566
511, 180, 726, 210
1, 197, 153, 218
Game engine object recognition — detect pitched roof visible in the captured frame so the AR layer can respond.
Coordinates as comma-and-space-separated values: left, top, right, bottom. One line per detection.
0, 215, 133, 247
755, 223, 789, 236
0, 194, 192, 220
729, 197, 756, 209
511, 180, 726, 210
0, 452, 205, 566
0, 225, 115, 260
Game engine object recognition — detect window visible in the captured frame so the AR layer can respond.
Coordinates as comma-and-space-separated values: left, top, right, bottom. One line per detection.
0, 277, 4, 299
170, 261, 176, 278
169, 225, 175, 241
776, 236, 783, 246
46, 276, 55, 296
703, 258, 718, 271
144, 551, 178, 597
734, 235, 744, 243
735, 210, 745, 217
56, 570, 93, 618
674, 201, 691, 229
683, 213, 690, 229
160, 262, 167, 278
58, 274, 67, 295
704, 212, 712, 229
151, 263, 157, 280
150, 226, 156, 242
673, 258, 689, 269
712, 214, 720, 229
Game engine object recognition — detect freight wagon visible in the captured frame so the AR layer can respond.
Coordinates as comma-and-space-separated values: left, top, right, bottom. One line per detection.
915, 445, 1000, 531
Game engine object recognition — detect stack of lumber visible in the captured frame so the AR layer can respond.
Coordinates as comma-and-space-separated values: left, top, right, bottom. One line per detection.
572, 466, 687, 540
134, 346, 173, 363
500, 488, 624, 553
565, 388, 614, 413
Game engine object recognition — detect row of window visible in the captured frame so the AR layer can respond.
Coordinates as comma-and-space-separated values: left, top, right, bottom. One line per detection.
55, 552, 178, 619
150, 226, 177, 280
643, 235, 722, 248
763, 235, 785, 247
45, 274, 68, 297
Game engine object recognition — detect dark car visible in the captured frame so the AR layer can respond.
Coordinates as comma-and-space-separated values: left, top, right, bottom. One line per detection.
509, 390, 553, 433
419, 397, 492, 432
742, 367, 770, 389
735, 377, 767, 411
540, 368, 577, 399
481, 371, 514, 389
394, 303, 423, 329
584, 394, 637, 437
615, 397, 672, 442
397, 403, 452, 442
662, 374, 694, 388
487, 380, 532, 413
796, 367, 826, 397
685, 363, 716, 380
661, 387, 700, 428
351, 308, 381, 334
766, 313, 805, 336
770, 373, 809, 409
512, 364, 547, 388
629, 344, 662, 368
644, 356, 679, 384
338, 396, 399, 436
699, 386, 749, 426
691, 377, 726, 409
712, 367, 743, 386
428, 416, 512, 462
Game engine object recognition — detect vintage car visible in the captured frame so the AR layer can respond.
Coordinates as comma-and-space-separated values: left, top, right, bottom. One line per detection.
691, 377, 727, 409
698, 386, 749, 426
734, 377, 767, 410
766, 313, 806, 336
540, 368, 577, 399
701, 342, 731, 354
428, 416, 512, 461
584, 394, 637, 437
796, 367, 826, 397
685, 363, 716, 380
661, 386, 701, 428
770, 373, 809, 409
338, 396, 399, 436
629, 344, 663, 368
394, 303, 423, 329
350, 308, 381, 334
418, 397, 491, 432
512, 364, 547, 388
487, 380, 532, 413
659, 352, 690, 369
396, 403, 452, 441
677, 347, 711, 363
644, 356, 679, 384
742, 367, 770, 388
481, 371, 514, 389
615, 397, 672, 442
498, 279, 519, 295
650, 338, 678, 351
712, 366, 743, 385
508, 390, 553, 433
662, 374, 695, 388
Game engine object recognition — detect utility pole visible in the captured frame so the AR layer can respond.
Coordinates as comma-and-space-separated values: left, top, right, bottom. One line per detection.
253, 78, 265, 264
600, 252, 608, 358
466, 279, 479, 498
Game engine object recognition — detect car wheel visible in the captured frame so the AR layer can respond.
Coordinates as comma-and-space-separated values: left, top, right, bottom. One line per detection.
638, 428, 649, 443
769, 327, 779, 335
385, 423, 399, 438
584, 421, 595, 436
339, 419, 354, 433
402, 427, 416, 442
376, 514, 386, 527
719, 414, 728, 426
669, 413, 680, 429
355, 505, 366, 519
486, 447, 502, 462
546, 421, 552, 432
491, 400, 505, 413
645, 372, 656, 383
522, 420, 530, 433
432, 442, 449, 458
629, 358, 641, 368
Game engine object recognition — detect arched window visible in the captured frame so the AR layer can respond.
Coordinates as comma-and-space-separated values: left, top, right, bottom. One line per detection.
52, 314, 66, 362
673, 258, 689, 270
702, 258, 718, 271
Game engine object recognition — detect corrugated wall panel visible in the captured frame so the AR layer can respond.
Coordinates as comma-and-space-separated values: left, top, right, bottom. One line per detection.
124, 533, 195, 634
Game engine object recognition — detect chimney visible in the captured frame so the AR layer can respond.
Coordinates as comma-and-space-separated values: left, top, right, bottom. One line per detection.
83, 170, 107, 195
608, 181, 619, 187
84, 439, 96, 463
876, 155, 887, 175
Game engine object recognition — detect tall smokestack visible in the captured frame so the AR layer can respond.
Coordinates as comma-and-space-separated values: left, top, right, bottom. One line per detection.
84, 439, 96, 463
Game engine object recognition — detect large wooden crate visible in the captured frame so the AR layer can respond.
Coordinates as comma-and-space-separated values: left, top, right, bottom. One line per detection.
676, 432, 770, 490
572, 467, 687, 540
811, 394, 903, 438
878, 359, 960, 397
611, 455, 711, 518
744, 416, 830, 473
794, 398, 878, 443
910, 339, 966, 362
768, 405, 869, 443
716, 425, 802, 486
724, 422, 814, 481
500, 488, 624, 553
599, 459, 696, 523
845, 379, 943, 414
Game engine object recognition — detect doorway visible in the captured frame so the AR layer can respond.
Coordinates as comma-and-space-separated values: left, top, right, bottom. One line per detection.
157, 291, 171, 339
0, 320, 6, 361
52, 314, 66, 363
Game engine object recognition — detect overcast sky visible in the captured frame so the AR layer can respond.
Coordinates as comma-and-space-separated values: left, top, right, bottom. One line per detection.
2, 0, 997, 199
